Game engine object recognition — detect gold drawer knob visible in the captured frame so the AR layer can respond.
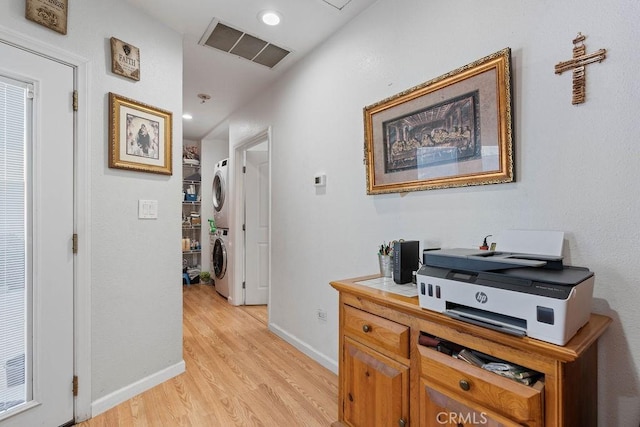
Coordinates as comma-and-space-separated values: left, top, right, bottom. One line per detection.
362, 324, 371, 333
459, 379, 471, 391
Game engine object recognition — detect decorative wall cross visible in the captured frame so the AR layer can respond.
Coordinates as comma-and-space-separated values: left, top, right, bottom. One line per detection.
554, 33, 606, 105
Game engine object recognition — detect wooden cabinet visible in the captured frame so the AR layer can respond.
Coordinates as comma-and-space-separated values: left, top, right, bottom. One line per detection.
341, 305, 410, 427
343, 337, 409, 427
331, 275, 611, 427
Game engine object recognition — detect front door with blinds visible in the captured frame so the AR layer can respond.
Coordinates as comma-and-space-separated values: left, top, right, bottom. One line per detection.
0, 42, 75, 426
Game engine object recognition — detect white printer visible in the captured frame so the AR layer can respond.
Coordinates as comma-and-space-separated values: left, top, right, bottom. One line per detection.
417, 248, 594, 345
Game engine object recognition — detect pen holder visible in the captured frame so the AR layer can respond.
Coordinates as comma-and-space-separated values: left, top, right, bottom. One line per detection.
378, 254, 392, 278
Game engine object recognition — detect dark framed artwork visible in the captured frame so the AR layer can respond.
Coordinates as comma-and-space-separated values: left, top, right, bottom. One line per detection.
108, 93, 172, 175
364, 48, 514, 194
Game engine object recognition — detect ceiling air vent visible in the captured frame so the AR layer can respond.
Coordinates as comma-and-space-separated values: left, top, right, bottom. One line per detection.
199, 19, 290, 69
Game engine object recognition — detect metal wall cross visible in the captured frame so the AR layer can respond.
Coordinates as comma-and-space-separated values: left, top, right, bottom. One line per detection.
555, 33, 607, 105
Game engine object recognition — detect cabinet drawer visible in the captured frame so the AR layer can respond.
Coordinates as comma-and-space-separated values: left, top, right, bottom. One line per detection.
343, 305, 409, 358
418, 346, 544, 425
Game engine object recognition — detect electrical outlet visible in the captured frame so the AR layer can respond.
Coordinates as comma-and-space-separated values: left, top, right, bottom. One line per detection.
316, 309, 327, 323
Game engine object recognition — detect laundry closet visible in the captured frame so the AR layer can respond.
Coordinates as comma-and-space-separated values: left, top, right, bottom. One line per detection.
182, 137, 270, 306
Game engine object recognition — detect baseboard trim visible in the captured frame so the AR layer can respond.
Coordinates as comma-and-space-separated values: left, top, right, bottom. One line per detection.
268, 323, 338, 374
90, 360, 185, 418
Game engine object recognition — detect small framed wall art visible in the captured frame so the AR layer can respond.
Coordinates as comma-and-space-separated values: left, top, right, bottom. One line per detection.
108, 93, 173, 175
364, 48, 514, 194
110, 37, 141, 81
25, 0, 68, 35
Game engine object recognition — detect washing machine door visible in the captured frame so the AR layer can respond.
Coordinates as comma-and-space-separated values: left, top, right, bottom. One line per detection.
212, 235, 227, 279
212, 169, 226, 213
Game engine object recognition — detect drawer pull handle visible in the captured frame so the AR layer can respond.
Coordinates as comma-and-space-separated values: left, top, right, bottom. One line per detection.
459, 379, 471, 391
362, 324, 371, 333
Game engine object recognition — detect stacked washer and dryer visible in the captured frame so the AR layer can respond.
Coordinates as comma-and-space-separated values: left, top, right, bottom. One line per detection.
211, 159, 231, 298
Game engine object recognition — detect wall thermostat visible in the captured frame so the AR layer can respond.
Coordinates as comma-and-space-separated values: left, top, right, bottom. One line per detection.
314, 174, 326, 187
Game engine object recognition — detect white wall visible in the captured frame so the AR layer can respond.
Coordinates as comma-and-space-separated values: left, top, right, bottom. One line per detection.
0, 0, 184, 416
227, 0, 640, 425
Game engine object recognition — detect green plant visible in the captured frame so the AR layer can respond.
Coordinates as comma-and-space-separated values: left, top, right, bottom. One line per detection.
199, 271, 211, 283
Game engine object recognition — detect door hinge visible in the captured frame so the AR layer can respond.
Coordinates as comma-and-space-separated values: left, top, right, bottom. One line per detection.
72, 375, 78, 397
243, 166, 246, 173
72, 233, 78, 254
242, 224, 246, 231
72, 90, 78, 112
242, 281, 246, 289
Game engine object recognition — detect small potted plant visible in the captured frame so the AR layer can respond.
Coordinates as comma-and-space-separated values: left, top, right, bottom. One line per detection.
199, 271, 211, 284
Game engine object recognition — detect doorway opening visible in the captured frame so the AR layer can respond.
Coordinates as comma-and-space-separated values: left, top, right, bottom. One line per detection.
233, 129, 271, 310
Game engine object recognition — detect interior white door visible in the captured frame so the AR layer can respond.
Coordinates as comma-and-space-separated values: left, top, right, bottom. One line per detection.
244, 150, 269, 305
0, 41, 74, 426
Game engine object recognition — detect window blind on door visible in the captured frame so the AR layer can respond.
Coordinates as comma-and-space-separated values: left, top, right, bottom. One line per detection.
0, 76, 28, 413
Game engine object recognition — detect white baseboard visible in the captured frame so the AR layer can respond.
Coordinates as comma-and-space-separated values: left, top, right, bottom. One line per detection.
268, 323, 338, 374
90, 360, 186, 417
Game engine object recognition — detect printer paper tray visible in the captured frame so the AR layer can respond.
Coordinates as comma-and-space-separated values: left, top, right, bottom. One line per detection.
445, 307, 527, 338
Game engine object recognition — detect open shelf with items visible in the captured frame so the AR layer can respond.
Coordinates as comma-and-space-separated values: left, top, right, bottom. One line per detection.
418, 331, 544, 386
417, 331, 545, 426
182, 160, 201, 284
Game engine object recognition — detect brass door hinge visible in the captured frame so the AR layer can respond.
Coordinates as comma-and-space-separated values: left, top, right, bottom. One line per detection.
72, 233, 78, 254
72, 375, 78, 397
73, 90, 78, 112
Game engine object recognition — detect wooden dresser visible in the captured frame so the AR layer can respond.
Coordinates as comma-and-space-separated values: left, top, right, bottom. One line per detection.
330, 275, 611, 427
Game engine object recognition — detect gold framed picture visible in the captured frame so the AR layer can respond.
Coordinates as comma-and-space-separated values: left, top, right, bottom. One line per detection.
364, 48, 514, 194
108, 93, 172, 175
25, 0, 68, 35
110, 37, 141, 81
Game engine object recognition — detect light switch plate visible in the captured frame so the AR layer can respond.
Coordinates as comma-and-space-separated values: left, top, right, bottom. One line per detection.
138, 199, 158, 219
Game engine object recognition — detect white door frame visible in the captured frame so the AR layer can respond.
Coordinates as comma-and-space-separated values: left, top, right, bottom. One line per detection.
0, 28, 92, 422
231, 128, 271, 308
244, 149, 269, 305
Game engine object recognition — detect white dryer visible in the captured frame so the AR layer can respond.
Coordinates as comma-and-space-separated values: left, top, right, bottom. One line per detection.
212, 158, 229, 228
211, 227, 231, 298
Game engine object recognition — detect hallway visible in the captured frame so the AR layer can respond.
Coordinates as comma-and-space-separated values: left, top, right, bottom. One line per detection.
79, 285, 338, 426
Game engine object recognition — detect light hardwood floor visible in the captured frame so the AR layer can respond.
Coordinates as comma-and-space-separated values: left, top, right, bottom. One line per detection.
78, 284, 338, 426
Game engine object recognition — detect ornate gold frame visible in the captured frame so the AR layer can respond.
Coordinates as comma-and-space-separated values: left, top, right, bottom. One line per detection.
364, 48, 513, 194
109, 93, 173, 175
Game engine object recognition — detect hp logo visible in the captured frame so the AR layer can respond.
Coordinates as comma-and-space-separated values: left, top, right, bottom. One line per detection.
475, 292, 488, 304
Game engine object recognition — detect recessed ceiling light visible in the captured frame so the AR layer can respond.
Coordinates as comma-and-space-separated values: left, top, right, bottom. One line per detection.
182, 113, 193, 120
259, 10, 281, 26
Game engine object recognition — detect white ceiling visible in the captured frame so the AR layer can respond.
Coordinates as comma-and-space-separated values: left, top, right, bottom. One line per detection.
124, 0, 378, 141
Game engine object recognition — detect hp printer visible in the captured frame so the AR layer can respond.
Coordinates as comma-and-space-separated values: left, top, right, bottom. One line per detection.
416, 248, 594, 345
